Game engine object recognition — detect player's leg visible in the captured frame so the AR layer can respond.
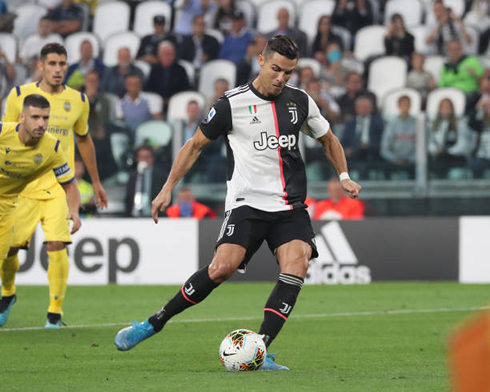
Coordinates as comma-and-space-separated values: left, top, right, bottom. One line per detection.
0, 212, 17, 327
41, 197, 72, 329
114, 244, 247, 351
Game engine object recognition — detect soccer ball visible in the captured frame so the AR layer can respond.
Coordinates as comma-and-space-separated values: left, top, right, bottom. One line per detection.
219, 329, 267, 372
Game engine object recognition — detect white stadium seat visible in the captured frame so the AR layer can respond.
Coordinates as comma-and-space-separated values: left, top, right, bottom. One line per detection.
331, 26, 352, 51
257, 0, 296, 34
178, 59, 196, 88
135, 120, 173, 148
0, 33, 17, 64
134, 60, 151, 82
297, 58, 322, 78
298, 0, 336, 45
464, 26, 480, 56
409, 25, 429, 54
423, 55, 445, 84
354, 25, 386, 62
237, 0, 257, 29
199, 60, 236, 98
133, 1, 173, 36
205, 29, 224, 45
382, 88, 422, 117
103, 32, 141, 67
13, 4, 47, 41
368, 56, 408, 104
65, 32, 100, 65
464, 11, 490, 33
142, 92, 164, 115
93, 2, 130, 43
167, 91, 207, 122
384, 0, 423, 28
426, 87, 466, 117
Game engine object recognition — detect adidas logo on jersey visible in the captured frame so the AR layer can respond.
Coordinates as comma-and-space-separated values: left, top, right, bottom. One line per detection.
253, 131, 297, 151
306, 221, 371, 285
250, 116, 261, 124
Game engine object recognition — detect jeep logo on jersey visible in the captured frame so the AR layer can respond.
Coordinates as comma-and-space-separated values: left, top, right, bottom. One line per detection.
253, 132, 297, 151
306, 221, 371, 285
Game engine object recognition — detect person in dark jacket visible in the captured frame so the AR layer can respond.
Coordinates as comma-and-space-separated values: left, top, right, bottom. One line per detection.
384, 13, 415, 63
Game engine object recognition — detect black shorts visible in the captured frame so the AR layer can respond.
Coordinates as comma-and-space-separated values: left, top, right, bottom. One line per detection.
215, 205, 319, 270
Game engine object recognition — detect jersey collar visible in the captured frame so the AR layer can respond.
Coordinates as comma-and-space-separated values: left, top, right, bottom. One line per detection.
248, 81, 281, 102
36, 79, 66, 90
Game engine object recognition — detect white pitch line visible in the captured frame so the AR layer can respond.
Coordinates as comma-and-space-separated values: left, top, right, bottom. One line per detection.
0, 305, 489, 332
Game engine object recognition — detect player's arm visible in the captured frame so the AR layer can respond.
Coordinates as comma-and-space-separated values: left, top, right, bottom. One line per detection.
61, 180, 82, 234
318, 131, 362, 199
2, 87, 21, 122
76, 133, 108, 209
151, 128, 212, 223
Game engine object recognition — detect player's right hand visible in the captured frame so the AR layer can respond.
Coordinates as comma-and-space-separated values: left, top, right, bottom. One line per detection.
151, 188, 172, 224
67, 212, 82, 234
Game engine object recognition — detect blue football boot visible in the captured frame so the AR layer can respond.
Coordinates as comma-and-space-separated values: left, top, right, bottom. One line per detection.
0, 294, 17, 327
44, 319, 62, 329
260, 353, 290, 371
114, 319, 156, 351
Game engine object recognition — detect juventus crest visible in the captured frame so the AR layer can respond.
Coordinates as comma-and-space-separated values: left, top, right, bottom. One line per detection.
288, 106, 298, 124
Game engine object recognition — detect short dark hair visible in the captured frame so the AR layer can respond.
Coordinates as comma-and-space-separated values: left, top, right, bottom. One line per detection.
23, 94, 50, 110
262, 35, 299, 60
398, 95, 411, 104
40, 43, 67, 60
125, 72, 142, 82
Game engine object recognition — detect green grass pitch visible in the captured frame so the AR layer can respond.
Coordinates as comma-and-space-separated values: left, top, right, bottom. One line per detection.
0, 283, 488, 392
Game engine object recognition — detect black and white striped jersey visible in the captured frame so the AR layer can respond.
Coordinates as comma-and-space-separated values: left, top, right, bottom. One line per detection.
200, 82, 330, 212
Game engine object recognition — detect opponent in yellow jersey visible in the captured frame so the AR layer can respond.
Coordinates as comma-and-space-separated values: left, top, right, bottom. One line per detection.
0, 43, 106, 328
0, 95, 81, 327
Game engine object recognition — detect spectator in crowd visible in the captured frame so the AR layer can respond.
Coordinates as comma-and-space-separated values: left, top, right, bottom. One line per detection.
166, 187, 216, 219
48, 0, 83, 38
74, 0, 97, 17
332, 0, 373, 40
214, 0, 236, 34
406, 53, 436, 104
425, 0, 472, 55
305, 79, 340, 123
236, 34, 267, 86
219, 10, 253, 65
136, 15, 179, 65
0, 46, 16, 100
182, 100, 202, 142
314, 177, 365, 220
312, 15, 344, 61
427, 98, 475, 177
321, 41, 348, 90
297, 66, 316, 90
468, 96, 490, 177
75, 155, 96, 215
342, 95, 384, 165
384, 13, 415, 63
175, 0, 218, 36
65, 40, 105, 90
478, 26, 490, 55
265, 8, 308, 58
145, 41, 190, 108
205, 77, 229, 110
439, 39, 483, 94
180, 15, 221, 71
120, 73, 163, 133
22, 56, 42, 85
0, 0, 15, 33
18, 17, 63, 64
101, 47, 144, 98
125, 146, 169, 217
336, 71, 377, 123
466, 69, 490, 112
380, 95, 417, 175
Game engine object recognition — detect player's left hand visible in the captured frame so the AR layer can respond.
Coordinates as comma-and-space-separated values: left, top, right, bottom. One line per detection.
92, 181, 108, 210
67, 212, 82, 234
342, 179, 362, 199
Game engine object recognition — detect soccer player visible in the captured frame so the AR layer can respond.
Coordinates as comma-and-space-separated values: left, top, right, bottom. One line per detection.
0, 95, 81, 322
114, 36, 362, 370
0, 43, 107, 328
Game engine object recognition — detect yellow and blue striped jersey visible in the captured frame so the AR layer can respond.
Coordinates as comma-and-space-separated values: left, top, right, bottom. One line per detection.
2, 81, 89, 199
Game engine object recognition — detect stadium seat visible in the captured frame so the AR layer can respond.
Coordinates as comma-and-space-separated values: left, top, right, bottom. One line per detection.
13, 4, 47, 41
103, 32, 141, 67
0, 33, 17, 64
298, 0, 336, 46
143, 92, 164, 116
297, 58, 322, 78
167, 91, 207, 122
110, 132, 131, 170
133, 1, 172, 37
341, 58, 364, 74
409, 25, 429, 54
134, 60, 151, 82
65, 32, 100, 65
205, 29, 224, 45
93, 2, 130, 43
423, 55, 445, 84
464, 11, 490, 33
478, 56, 490, 70
37, 0, 61, 8
382, 87, 422, 117
331, 26, 351, 51
198, 60, 236, 98
237, 0, 256, 29
426, 88, 466, 117
257, 0, 296, 34
177, 60, 195, 88
248, 0, 270, 8
425, 0, 464, 26
135, 120, 173, 148
354, 25, 386, 62
368, 56, 407, 104
104, 93, 122, 121
464, 26, 480, 56
384, 0, 423, 28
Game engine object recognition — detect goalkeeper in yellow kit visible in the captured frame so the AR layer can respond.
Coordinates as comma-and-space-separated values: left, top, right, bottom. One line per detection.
0, 43, 107, 328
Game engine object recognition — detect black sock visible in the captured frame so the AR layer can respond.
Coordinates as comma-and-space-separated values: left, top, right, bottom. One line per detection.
259, 273, 304, 347
0, 294, 16, 312
149, 266, 219, 332
47, 312, 61, 323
